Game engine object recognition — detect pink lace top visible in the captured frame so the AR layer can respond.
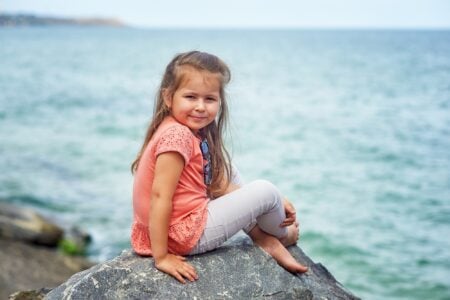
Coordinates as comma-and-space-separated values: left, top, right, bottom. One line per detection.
131, 116, 208, 256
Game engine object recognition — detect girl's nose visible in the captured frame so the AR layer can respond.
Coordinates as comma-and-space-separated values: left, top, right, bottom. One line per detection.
195, 100, 206, 111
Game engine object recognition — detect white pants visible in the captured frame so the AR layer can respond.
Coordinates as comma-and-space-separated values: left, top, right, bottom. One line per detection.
189, 179, 288, 255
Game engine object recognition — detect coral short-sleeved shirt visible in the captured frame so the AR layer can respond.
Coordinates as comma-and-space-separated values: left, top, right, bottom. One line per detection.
131, 116, 208, 256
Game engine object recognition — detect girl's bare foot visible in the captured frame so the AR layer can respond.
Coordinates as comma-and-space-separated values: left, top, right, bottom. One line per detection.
249, 225, 308, 274
280, 222, 300, 247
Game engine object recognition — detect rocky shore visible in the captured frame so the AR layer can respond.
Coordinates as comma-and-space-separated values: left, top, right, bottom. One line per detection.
0, 202, 94, 299
1, 202, 359, 299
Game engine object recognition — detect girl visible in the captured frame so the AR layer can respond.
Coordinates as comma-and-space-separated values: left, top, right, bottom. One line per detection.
131, 51, 308, 284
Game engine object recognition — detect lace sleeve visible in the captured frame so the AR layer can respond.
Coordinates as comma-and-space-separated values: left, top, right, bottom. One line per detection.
155, 124, 193, 166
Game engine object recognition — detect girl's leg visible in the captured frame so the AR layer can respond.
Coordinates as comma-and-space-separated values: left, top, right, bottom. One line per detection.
189, 179, 307, 273
189, 179, 287, 255
228, 165, 299, 246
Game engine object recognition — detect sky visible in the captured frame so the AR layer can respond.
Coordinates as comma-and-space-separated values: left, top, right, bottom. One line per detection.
2, 0, 450, 29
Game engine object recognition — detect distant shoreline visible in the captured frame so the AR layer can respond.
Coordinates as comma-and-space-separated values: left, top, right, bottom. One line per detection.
0, 13, 126, 27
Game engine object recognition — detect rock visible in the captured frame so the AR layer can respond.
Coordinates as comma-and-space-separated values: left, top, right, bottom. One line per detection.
0, 202, 63, 246
46, 235, 359, 299
0, 239, 94, 300
8, 288, 51, 300
59, 226, 92, 255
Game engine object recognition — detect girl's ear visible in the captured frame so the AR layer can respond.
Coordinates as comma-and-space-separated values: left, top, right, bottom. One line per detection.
162, 88, 172, 108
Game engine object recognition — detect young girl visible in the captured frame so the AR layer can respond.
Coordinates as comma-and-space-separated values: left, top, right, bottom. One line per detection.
131, 51, 308, 284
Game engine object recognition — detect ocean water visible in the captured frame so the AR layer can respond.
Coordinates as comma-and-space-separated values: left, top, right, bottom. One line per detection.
1, 27, 449, 299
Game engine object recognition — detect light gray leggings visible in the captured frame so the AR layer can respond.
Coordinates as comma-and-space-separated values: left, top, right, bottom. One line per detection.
188, 179, 288, 255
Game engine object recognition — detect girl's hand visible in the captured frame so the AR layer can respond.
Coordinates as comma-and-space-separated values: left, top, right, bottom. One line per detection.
154, 253, 198, 284
280, 197, 297, 227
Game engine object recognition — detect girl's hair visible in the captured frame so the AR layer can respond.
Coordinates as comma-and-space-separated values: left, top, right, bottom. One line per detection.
131, 51, 232, 198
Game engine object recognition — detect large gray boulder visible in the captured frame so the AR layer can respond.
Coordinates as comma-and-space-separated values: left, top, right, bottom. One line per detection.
46, 235, 359, 299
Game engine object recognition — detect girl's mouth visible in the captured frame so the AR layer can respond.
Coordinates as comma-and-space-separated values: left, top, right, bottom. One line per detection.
190, 115, 207, 120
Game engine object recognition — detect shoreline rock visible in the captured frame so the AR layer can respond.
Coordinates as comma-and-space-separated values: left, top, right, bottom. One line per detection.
0, 202, 64, 246
0, 202, 91, 254
0, 202, 94, 299
1, 239, 94, 300
45, 235, 359, 299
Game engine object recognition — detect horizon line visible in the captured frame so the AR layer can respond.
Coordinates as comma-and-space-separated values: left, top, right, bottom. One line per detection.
2, 11, 450, 31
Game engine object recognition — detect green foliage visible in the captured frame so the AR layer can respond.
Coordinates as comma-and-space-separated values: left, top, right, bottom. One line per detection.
58, 239, 85, 256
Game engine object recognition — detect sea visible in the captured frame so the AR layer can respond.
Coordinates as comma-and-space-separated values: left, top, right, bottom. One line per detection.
1, 26, 449, 300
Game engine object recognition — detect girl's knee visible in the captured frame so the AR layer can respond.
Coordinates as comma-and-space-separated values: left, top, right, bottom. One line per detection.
249, 179, 283, 202
252, 179, 280, 194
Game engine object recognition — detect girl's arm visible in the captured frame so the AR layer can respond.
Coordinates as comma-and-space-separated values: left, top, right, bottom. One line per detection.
150, 152, 198, 283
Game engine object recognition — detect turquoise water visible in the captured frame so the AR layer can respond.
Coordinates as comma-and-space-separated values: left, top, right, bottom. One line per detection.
1, 27, 449, 299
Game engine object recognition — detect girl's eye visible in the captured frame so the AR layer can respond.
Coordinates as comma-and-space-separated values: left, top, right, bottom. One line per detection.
185, 95, 195, 99
206, 97, 217, 102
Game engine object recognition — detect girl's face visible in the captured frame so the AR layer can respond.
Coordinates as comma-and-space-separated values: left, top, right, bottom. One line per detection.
164, 68, 221, 134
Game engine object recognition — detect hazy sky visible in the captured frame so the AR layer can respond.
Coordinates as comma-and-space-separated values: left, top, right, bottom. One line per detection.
2, 0, 450, 29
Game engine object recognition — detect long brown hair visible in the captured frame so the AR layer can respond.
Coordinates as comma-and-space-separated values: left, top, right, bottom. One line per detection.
131, 51, 232, 198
